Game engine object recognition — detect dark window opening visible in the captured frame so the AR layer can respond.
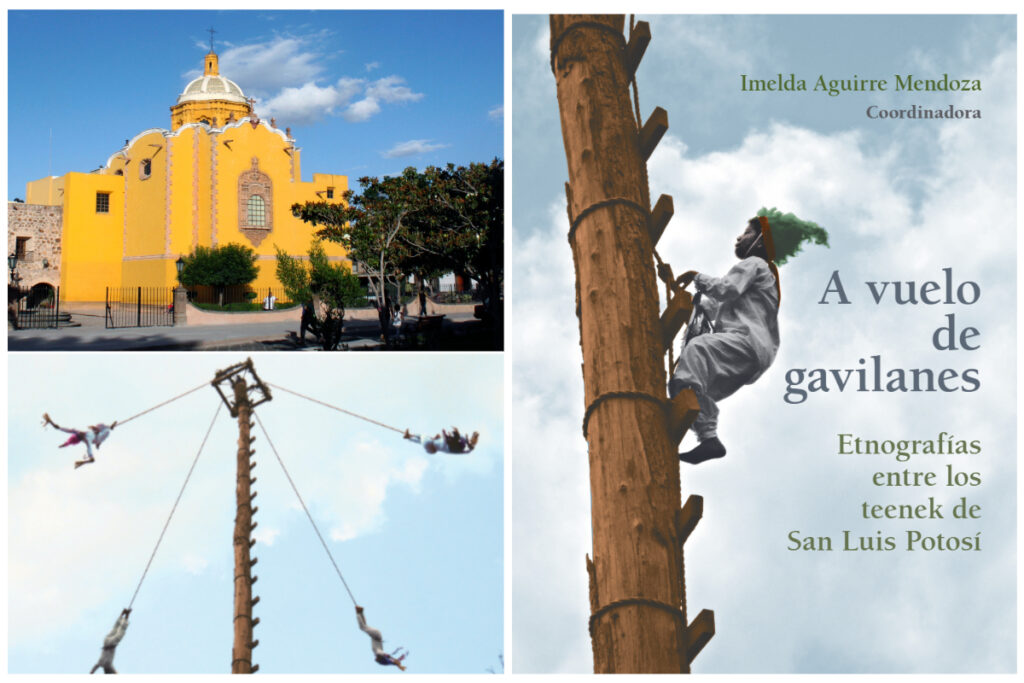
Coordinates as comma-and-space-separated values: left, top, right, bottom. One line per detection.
326, 187, 334, 199
15, 236, 30, 260
96, 192, 110, 213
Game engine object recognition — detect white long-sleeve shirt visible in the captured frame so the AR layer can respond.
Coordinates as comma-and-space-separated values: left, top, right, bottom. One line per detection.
90, 424, 112, 449
693, 257, 780, 382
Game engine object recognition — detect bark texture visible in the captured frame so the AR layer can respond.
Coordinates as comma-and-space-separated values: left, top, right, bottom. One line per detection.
550, 14, 689, 674
231, 378, 257, 673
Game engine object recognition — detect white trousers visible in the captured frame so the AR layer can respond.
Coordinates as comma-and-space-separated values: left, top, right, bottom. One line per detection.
670, 332, 763, 441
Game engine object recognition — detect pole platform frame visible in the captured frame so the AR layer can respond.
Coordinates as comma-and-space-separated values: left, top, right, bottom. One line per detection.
212, 357, 273, 417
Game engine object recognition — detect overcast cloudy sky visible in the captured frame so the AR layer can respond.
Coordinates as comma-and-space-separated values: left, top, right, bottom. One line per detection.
6, 10, 502, 199
8, 353, 503, 673
509, 14, 1016, 674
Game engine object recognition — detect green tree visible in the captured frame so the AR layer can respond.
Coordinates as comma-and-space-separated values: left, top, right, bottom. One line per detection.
291, 159, 504, 339
275, 241, 363, 350
178, 243, 259, 306
406, 159, 503, 328
292, 167, 427, 335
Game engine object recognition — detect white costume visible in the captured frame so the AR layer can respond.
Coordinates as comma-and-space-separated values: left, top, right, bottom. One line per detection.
356, 609, 407, 668
357, 610, 387, 658
405, 431, 474, 454
90, 424, 112, 450
423, 436, 452, 454
90, 611, 130, 674
669, 257, 779, 440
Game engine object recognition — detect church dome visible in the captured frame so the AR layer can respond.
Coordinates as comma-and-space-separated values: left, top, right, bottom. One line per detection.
170, 51, 252, 129
177, 73, 246, 104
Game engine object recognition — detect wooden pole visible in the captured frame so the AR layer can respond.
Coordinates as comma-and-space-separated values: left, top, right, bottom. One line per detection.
231, 377, 258, 673
550, 14, 690, 673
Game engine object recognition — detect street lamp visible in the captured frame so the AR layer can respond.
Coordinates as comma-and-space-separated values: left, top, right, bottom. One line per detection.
171, 256, 188, 325
8, 253, 19, 285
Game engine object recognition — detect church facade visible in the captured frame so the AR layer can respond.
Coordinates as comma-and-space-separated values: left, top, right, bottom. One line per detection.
19, 50, 349, 302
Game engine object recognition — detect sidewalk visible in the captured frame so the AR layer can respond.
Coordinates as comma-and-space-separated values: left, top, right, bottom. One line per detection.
8, 311, 484, 351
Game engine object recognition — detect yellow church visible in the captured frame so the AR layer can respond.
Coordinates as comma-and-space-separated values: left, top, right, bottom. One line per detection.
23, 49, 348, 302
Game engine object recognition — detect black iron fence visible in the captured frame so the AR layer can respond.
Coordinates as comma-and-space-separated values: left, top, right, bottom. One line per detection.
106, 286, 175, 328
186, 285, 291, 309
10, 284, 64, 329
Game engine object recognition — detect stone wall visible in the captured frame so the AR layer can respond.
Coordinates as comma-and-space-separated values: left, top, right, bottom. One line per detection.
7, 202, 62, 289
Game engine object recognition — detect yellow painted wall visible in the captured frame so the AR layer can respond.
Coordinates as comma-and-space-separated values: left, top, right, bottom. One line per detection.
171, 100, 250, 130
27, 119, 349, 301
123, 130, 170, 258
208, 120, 349, 291
58, 173, 124, 302
25, 176, 65, 206
168, 127, 197, 259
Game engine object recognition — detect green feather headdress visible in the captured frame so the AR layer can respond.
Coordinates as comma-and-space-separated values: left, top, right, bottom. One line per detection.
756, 207, 829, 265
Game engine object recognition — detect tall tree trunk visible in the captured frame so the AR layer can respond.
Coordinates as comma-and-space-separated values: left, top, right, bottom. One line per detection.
231, 378, 257, 673
550, 14, 688, 673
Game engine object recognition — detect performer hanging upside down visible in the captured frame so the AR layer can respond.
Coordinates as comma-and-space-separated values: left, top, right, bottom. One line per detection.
403, 427, 479, 454
90, 608, 131, 674
356, 606, 408, 671
42, 413, 115, 469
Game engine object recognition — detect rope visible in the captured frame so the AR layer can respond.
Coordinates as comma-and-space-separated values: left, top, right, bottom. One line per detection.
253, 411, 358, 606
128, 401, 222, 609
267, 382, 404, 435
549, 19, 626, 74
588, 597, 684, 638
582, 391, 667, 439
568, 197, 648, 245
116, 380, 209, 428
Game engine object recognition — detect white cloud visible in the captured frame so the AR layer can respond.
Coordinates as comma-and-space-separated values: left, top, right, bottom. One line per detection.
181, 554, 209, 575
365, 75, 423, 104
7, 354, 503, 670
508, 206, 592, 673
252, 527, 281, 546
343, 76, 423, 122
343, 97, 382, 123
488, 105, 504, 121
184, 36, 422, 127
194, 36, 325, 96
509, 25, 1016, 673
260, 80, 357, 126
382, 139, 448, 158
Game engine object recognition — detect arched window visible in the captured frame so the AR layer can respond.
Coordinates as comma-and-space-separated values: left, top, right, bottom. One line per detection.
237, 157, 273, 246
139, 158, 152, 180
247, 195, 266, 227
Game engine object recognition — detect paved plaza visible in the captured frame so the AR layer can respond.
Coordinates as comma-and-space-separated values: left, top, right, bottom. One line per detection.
8, 305, 491, 351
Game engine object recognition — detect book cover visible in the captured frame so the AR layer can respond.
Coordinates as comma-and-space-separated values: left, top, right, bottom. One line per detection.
509, 13, 1016, 674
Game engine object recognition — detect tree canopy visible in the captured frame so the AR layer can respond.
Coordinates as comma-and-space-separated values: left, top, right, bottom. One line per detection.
275, 241, 364, 310
178, 243, 259, 289
275, 241, 362, 350
291, 159, 503, 323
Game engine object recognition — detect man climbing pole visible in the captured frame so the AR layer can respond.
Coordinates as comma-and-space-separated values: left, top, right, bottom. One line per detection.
42, 413, 116, 469
667, 209, 828, 464
89, 608, 131, 674
355, 606, 408, 671
403, 427, 479, 454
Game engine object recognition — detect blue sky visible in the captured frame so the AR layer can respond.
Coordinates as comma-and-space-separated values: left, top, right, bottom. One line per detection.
6, 10, 503, 200
509, 14, 1016, 673
8, 353, 503, 673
